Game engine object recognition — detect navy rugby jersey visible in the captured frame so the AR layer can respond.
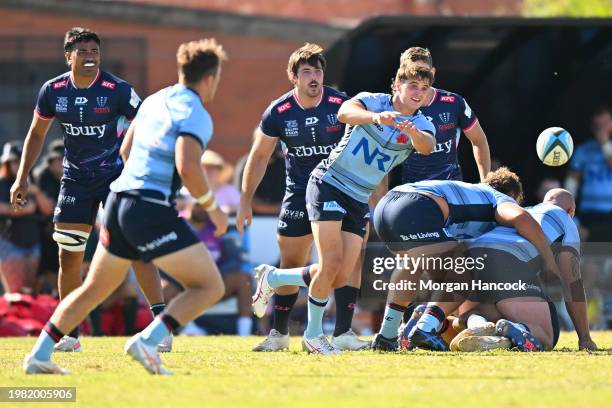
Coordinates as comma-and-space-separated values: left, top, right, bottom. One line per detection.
402, 88, 478, 182
259, 86, 349, 192
35, 70, 141, 182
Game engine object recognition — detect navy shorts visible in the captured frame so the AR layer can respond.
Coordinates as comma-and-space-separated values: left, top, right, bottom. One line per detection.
373, 191, 454, 251
305, 177, 369, 238
53, 174, 118, 225
100, 191, 200, 262
467, 248, 545, 303
277, 191, 311, 237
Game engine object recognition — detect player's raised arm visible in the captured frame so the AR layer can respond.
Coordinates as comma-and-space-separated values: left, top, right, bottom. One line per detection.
235, 128, 278, 235
397, 119, 435, 155
494, 202, 560, 279
176, 135, 228, 237
464, 121, 491, 181
10, 113, 54, 208
556, 250, 597, 350
337, 98, 400, 126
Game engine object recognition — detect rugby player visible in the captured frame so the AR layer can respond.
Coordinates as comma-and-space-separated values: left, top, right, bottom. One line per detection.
23, 38, 228, 375
427, 189, 597, 352
400, 47, 491, 182
10, 28, 167, 352
252, 64, 437, 354
370, 169, 561, 351
237, 44, 368, 351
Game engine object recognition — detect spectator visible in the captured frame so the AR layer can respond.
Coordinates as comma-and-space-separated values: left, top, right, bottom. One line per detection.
200, 150, 240, 214
565, 105, 612, 241
0, 142, 45, 294
33, 139, 64, 294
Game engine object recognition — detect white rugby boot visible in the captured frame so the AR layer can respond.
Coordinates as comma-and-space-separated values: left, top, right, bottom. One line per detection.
53, 336, 82, 352
331, 329, 370, 351
252, 329, 290, 352
252, 264, 276, 318
158, 333, 173, 353
449, 322, 496, 351
23, 354, 68, 375
456, 335, 512, 352
124, 334, 172, 375
302, 335, 342, 355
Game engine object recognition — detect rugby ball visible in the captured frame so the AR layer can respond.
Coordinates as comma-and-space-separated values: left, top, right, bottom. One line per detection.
536, 127, 574, 166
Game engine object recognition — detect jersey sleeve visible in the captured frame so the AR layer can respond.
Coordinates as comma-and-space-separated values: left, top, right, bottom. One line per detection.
354, 92, 386, 112
413, 113, 436, 136
178, 105, 213, 149
118, 84, 141, 120
561, 216, 581, 256
259, 105, 280, 137
457, 96, 478, 131
34, 83, 54, 120
491, 189, 516, 206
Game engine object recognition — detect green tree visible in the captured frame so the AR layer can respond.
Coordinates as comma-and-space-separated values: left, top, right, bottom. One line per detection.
523, 0, 612, 16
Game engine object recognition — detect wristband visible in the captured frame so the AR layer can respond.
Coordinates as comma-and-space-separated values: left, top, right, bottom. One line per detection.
195, 190, 213, 205
204, 200, 219, 212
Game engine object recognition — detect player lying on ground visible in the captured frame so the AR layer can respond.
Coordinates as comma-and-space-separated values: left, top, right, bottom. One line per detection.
252, 64, 437, 354
404, 189, 597, 352
23, 38, 228, 375
370, 170, 561, 351
10, 27, 167, 352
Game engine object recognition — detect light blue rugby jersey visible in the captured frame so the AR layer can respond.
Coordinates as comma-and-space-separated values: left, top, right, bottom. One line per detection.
469, 203, 580, 262
392, 180, 516, 239
111, 84, 212, 203
314, 92, 436, 203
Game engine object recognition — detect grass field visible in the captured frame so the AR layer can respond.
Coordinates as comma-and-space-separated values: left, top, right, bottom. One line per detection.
1, 332, 612, 407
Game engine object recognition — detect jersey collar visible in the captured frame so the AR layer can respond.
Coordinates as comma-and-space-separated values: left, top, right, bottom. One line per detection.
70, 69, 101, 89
292, 87, 324, 110
426, 87, 438, 107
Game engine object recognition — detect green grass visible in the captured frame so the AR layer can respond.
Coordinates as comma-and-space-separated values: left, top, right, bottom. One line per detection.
1, 333, 612, 407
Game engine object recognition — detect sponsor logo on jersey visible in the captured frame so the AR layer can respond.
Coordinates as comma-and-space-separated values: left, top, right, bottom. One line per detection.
414, 139, 453, 155
291, 144, 336, 157
137, 231, 178, 252
326, 125, 343, 132
305, 117, 319, 126
101, 80, 116, 89
284, 120, 299, 137
53, 80, 68, 89
323, 201, 346, 214
351, 137, 398, 172
74, 97, 88, 106
97, 97, 108, 107
327, 114, 339, 126
439, 112, 451, 123
61, 123, 106, 138
438, 123, 456, 132
328, 96, 343, 104
277, 102, 292, 113
278, 220, 288, 229
396, 134, 409, 144
56, 97, 68, 113
57, 194, 76, 205
400, 231, 441, 241
440, 95, 455, 103
95, 96, 111, 113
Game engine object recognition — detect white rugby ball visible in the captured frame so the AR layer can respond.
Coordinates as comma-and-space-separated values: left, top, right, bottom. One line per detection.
536, 127, 574, 166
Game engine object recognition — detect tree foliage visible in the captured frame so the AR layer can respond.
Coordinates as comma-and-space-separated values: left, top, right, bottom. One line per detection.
523, 0, 612, 17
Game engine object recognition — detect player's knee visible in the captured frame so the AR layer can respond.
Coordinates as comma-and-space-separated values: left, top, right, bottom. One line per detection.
53, 228, 89, 252
319, 253, 343, 277
209, 276, 225, 303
